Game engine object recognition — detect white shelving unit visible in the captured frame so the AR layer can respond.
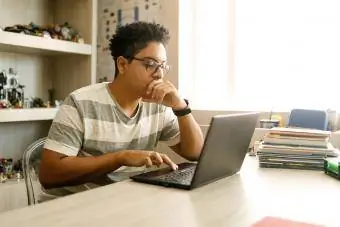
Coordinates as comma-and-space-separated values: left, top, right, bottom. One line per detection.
0, 31, 92, 56
0, 108, 58, 123
0, 0, 98, 123
0, 2, 99, 211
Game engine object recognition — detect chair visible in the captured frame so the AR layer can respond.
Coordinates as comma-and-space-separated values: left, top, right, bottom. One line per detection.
287, 109, 328, 130
22, 137, 47, 205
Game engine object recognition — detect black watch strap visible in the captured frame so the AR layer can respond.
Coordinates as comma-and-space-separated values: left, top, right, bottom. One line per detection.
173, 99, 191, 117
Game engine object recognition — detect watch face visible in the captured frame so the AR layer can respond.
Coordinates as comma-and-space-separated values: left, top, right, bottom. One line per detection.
173, 100, 191, 116
184, 99, 189, 106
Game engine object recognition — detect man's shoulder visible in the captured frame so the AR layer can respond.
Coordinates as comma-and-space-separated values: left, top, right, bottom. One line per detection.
71, 82, 107, 96
68, 82, 111, 104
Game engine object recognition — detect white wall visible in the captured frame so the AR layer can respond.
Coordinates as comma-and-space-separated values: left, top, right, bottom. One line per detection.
155, 1, 340, 160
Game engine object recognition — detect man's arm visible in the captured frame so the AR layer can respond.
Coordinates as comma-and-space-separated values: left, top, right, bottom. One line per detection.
170, 114, 204, 161
39, 149, 123, 189
39, 148, 178, 189
144, 79, 204, 161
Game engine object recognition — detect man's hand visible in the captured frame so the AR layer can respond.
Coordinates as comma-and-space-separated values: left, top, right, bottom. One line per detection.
143, 79, 187, 110
116, 150, 178, 170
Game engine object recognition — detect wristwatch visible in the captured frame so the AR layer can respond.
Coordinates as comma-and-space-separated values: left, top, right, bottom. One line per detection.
172, 99, 191, 117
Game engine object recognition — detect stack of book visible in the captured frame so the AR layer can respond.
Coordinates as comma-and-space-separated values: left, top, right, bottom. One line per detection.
258, 127, 339, 170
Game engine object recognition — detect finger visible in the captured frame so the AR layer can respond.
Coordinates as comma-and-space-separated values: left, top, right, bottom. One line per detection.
150, 82, 165, 96
165, 80, 175, 88
157, 86, 174, 104
160, 154, 178, 170
152, 83, 171, 103
144, 157, 153, 168
150, 152, 163, 167
144, 82, 171, 103
146, 79, 163, 95
151, 83, 166, 102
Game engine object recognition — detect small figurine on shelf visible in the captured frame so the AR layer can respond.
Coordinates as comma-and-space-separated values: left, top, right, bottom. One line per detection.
3, 22, 85, 43
0, 172, 6, 183
98, 76, 109, 83
32, 97, 46, 108
16, 172, 22, 181
2, 68, 25, 108
0, 100, 9, 109
58, 22, 85, 43
0, 158, 14, 179
0, 70, 7, 105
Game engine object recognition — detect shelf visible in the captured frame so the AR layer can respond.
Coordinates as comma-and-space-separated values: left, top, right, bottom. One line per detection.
0, 108, 58, 122
0, 31, 92, 56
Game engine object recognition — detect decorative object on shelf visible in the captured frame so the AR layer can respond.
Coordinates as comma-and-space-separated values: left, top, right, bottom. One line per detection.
327, 109, 338, 131
2, 22, 85, 44
23, 98, 33, 108
0, 68, 25, 108
0, 172, 6, 183
98, 76, 108, 83
55, 100, 62, 108
32, 97, 46, 108
0, 158, 23, 183
48, 88, 55, 107
0, 71, 61, 110
0, 71, 7, 105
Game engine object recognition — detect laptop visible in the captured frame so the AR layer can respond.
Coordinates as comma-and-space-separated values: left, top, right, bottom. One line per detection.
130, 112, 260, 190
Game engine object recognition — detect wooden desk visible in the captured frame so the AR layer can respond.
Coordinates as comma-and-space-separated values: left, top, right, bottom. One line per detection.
1, 157, 339, 227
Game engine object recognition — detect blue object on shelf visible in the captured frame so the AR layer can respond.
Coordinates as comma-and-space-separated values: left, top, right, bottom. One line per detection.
288, 108, 328, 130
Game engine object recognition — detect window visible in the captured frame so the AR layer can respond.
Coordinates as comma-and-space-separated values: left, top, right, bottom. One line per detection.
179, 0, 232, 110
179, 0, 340, 111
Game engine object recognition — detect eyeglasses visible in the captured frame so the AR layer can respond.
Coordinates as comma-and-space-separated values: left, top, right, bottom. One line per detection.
130, 57, 170, 75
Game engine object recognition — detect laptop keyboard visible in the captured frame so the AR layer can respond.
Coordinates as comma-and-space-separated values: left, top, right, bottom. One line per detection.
156, 166, 196, 185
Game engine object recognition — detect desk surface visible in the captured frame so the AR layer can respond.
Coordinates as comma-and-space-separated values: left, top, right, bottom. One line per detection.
1, 157, 340, 227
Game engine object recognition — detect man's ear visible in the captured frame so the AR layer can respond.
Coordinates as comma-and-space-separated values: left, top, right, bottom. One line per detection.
117, 56, 129, 74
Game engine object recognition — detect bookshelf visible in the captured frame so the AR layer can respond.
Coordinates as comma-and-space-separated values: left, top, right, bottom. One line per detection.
0, 30, 92, 56
0, 108, 58, 123
0, 0, 98, 122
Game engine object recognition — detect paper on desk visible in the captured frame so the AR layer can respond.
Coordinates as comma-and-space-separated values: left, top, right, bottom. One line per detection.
251, 216, 323, 227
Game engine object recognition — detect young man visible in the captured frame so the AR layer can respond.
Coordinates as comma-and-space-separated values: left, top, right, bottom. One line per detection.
39, 22, 204, 195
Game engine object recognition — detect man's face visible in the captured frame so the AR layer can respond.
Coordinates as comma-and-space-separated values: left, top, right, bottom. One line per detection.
121, 41, 169, 97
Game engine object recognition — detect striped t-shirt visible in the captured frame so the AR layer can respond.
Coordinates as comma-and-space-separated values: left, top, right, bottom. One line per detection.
43, 82, 180, 193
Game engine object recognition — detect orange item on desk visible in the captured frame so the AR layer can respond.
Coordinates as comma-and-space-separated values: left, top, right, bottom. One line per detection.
251, 216, 323, 227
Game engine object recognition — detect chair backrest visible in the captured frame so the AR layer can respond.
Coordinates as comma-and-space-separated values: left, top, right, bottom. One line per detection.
22, 137, 47, 205
288, 109, 328, 130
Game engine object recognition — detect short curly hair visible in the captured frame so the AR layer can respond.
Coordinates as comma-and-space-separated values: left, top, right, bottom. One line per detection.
109, 21, 170, 78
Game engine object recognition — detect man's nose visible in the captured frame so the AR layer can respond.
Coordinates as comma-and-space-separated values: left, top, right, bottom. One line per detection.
152, 67, 164, 80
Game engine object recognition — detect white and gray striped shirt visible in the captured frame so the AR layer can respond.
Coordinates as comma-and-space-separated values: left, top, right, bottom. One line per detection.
42, 82, 180, 196
45, 82, 180, 157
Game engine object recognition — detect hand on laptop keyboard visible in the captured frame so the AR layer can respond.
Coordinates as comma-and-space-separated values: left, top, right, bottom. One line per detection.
116, 150, 178, 170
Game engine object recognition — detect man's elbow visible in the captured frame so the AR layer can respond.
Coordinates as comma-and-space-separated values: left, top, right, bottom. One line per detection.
186, 152, 201, 162
182, 147, 201, 161
39, 167, 56, 189
38, 149, 67, 189
187, 143, 203, 161
39, 158, 62, 189
174, 143, 202, 162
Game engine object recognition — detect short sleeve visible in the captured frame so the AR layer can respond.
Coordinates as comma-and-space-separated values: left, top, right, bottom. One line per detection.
44, 95, 84, 156
159, 107, 180, 146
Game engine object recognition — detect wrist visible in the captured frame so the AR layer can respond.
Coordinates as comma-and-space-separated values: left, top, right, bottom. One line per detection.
172, 99, 188, 111
172, 99, 191, 117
